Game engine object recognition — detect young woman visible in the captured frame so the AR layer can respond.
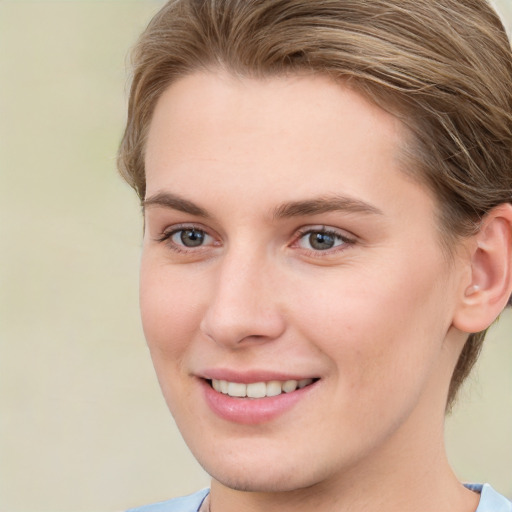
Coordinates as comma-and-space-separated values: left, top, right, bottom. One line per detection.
119, 1, 512, 511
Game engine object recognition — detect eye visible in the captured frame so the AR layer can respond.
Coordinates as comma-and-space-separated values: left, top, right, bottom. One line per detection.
156, 225, 217, 252
296, 228, 352, 252
171, 228, 212, 248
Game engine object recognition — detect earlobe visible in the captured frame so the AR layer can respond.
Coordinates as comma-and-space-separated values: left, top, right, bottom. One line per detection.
453, 203, 512, 334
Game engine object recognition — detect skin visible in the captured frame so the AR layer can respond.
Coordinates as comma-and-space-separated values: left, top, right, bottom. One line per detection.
140, 71, 482, 512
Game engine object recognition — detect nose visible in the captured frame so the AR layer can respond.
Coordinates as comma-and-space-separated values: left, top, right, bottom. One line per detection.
199, 250, 286, 348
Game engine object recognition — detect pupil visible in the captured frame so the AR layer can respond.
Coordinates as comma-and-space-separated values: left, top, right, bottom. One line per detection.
181, 229, 204, 247
309, 232, 335, 250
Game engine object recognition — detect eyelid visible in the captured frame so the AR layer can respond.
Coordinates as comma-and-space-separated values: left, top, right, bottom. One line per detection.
291, 225, 356, 254
155, 223, 219, 250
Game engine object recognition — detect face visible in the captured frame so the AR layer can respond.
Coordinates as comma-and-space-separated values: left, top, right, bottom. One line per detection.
141, 71, 467, 493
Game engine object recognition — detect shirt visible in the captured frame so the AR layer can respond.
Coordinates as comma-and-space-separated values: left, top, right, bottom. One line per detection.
126, 483, 512, 512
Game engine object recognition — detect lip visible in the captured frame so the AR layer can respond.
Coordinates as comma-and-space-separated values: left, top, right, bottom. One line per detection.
199, 368, 317, 383
199, 373, 319, 425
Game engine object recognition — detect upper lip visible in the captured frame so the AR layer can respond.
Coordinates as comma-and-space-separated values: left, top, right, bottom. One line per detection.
198, 368, 319, 383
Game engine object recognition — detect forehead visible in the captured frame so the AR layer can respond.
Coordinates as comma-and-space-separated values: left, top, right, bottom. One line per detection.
145, 70, 413, 193
143, 71, 443, 241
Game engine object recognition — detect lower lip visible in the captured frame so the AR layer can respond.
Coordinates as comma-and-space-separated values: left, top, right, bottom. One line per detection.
201, 379, 317, 425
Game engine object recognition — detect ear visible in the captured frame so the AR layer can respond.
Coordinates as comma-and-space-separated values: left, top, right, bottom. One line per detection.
453, 203, 512, 333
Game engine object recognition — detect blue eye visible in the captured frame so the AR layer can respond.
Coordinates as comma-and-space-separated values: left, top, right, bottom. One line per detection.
298, 229, 347, 251
170, 228, 213, 248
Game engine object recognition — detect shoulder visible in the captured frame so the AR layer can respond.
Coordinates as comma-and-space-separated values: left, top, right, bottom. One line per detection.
126, 489, 210, 512
465, 483, 512, 512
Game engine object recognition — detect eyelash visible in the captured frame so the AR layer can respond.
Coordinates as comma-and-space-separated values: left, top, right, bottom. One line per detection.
155, 225, 355, 256
156, 224, 217, 253
292, 227, 355, 256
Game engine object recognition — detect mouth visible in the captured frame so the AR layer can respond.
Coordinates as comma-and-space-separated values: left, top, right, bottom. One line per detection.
201, 375, 320, 423
208, 378, 319, 398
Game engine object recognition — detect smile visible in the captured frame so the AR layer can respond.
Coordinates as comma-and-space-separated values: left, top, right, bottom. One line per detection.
210, 378, 316, 398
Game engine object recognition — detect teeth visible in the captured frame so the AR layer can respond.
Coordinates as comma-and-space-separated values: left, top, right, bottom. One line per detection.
298, 378, 312, 389
210, 378, 314, 398
247, 382, 266, 398
266, 380, 283, 397
282, 380, 298, 393
227, 382, 246, 397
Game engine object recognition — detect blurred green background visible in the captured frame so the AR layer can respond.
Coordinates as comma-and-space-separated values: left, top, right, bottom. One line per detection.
1, 1, 511, 511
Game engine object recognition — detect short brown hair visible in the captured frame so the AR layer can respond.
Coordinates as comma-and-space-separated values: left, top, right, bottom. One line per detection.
118, 0, 512, 408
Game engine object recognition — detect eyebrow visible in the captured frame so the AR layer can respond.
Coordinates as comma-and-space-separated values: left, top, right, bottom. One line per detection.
142, 192, 209, 217
272, 195, 383, 219
142, 191, 383, 220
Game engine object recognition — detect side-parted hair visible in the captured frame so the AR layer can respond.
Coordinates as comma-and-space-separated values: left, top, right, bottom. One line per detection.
118, 0, 512, 408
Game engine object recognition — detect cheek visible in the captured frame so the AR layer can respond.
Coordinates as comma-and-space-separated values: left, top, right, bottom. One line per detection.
292, 259, 452, 394
139, 257, 205, 361
139, 259, 208, 417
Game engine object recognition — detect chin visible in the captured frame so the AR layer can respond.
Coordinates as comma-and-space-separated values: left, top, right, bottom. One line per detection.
213, 475, 294, 493
210, 469, 318, 493
195, 448, 332, 493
